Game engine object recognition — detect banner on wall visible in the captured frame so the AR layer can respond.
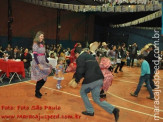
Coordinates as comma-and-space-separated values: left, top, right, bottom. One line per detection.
102, 6, 107, 12
146, 4, 153, 11
69, 4, 74, 11
79, 5, 84, 12
96, 6, 101, 12
85, 5, 90, 11
111, 10, 162, 28
128, 5, 137, 12
121, 6, 128, 12
115, 6, 121, 12
154, 3, 162, 11
137, 5, 145, 12
91, 6, 96, 11
22, 0, 162, 13
63, 4, 69, 10
74, 5, 79, 12
60, 4, 64, 9
107, 6, 114, 12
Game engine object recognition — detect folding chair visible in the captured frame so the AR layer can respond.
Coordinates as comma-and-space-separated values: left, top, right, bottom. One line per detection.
0, 71, 21, 84
9, 72, 21, 84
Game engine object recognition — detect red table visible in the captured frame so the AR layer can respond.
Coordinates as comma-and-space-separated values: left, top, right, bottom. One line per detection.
0, 59, 25, 83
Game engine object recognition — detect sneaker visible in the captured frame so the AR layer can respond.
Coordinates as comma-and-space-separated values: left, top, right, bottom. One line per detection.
152, 86, 157, 89
39, 92, 42, 96
130, 92, 138, 97
82, 111, 94, 116
35, 90, 42, 97
100, 94, 106, 98
35, 93, 41, 98
100, 89, 104, 94
113, 108, 120, 122
56, 84, 60, 89
146, 96, 154, 100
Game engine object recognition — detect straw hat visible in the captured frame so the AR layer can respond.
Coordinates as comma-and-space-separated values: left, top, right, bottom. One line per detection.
141, 43, 153, 53
144, 43, 152, 50
68, 78, 77, 88
102, 42, 108, 46
83, 48, 89, 52
89, 42, 100, 53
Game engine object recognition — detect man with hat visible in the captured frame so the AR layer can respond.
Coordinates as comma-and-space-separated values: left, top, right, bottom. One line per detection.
145, 45, 157, 89
69, 47, 120, 122
89, 41, 100, 57
101, 42, 110, 56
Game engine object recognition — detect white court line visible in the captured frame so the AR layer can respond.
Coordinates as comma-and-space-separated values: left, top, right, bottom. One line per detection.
0, 80, 31, 88
116, 79, 163, 88
1, 79, 163, 117
1, 77, 162, 88
116, 80, 137, 84
25, 81, 163, 120
107, 92, 163, 112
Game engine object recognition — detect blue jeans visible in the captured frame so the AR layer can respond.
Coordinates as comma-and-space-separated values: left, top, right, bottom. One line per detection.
134, 74, 154, 98
80, 79, 115, 114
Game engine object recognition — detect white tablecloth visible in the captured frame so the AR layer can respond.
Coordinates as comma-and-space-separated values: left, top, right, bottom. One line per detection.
48, 58, 57, 69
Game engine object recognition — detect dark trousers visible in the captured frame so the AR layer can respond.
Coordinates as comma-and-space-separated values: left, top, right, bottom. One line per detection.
130, 54, 136, 66
119, 61, 125, 71
114, 63, 121, 72
35, 79, 46, 94
150, 68, 155, 89
24, 62, 30, 69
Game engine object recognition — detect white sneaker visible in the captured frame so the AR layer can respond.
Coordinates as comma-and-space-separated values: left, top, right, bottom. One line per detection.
56, 84, 60, 89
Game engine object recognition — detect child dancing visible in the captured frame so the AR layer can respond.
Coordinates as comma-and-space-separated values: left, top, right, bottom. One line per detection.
54, 58, 65, 89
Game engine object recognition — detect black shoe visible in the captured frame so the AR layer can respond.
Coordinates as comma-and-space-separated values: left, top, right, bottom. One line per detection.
146, 96, 154, 100
152, 86, 157, 89
39, 92, 42, 96
119, 70, 123, 72
35, 93, 41, 98
113, 108, 120, 122
100, 89, 104, 94
100, 94, 106, 98
114, 71, 118, 73
82, 111, 94, 116
130, 92, 138, 97
35, 90, 42, 96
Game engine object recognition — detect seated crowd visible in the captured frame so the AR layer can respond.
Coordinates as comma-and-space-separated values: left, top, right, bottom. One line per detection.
0, 42, 162, 79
